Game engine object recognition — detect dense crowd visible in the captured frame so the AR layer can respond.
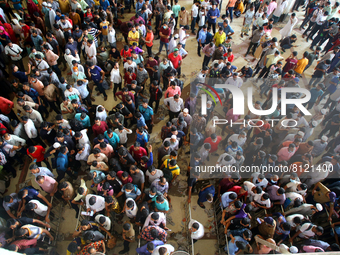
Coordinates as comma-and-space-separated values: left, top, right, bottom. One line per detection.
1, 0, 340, 254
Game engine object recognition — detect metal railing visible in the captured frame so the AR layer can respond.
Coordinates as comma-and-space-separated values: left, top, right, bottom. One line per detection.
213, 198, 229, 255
41, 196, 63, 247
184, 202, 194, 255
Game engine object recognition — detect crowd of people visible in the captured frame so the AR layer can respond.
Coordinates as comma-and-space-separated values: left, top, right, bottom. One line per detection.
0, 0, 340, 253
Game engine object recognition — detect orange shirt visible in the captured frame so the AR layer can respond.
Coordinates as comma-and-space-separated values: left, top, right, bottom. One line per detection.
228, 0, 237, 7
145, 31, 154, 47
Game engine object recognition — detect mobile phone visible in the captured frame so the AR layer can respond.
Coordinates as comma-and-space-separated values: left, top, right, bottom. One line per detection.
257, 218, 261, 224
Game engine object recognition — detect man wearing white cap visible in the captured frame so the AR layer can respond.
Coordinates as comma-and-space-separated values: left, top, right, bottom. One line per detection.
169, 34, 179, 53
311, 136, 328, 157
163, 135, 179, 151
47, 3, 56, 29
179, 108, 192, 126
282, 131, 305, 144
302, 121, 317, 142
64, 48, 80, 70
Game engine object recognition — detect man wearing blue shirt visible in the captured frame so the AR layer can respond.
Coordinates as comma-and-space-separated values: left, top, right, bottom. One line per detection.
100, 0, 110, 11
88, 62, 107, 101
136, 240, 164, 255
197, 26, 207, 57
104, 129, 120, 149
218, 19, 235, 36
207, 2, 220, 34
136, 0, 145, 13
138, 99, 154, 133
75, 112, 91, 128
56, 145, 70, 182
198, 184, 215, 208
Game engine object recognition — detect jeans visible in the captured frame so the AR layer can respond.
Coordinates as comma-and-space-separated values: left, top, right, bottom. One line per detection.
94, 80, 107, 97
281, 44, 292, 49
101, 34, 108, 46
191, 17, 197, 33
309, 77, 322, 87
202, 55, 211, 68
159, 41, 169, 55
197, 42, 205, 56
208, 22, 216, 34
52, 64, 61, 77
113, 82, 122, 96
246, 41, 259, 55
303, 21, 315, 36
226, 7, 234, 21
123, 240, 130, 251
146, 45, 153, 56
149, 98, 160, 113
273, 15, 280, 23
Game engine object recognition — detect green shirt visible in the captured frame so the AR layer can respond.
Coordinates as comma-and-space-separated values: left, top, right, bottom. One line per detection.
152, 197, 170, 211
172, 4, 181, 17
327, 7, 338, 20
72, 71, 87, 81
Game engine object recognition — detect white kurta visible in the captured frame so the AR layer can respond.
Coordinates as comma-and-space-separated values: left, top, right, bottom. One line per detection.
49, 9, 56, 28
279, 16, 298, 39
85, 43, 97, 65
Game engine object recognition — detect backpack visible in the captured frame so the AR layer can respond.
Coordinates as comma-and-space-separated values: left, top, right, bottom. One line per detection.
163, 159, 177, 182
196, 132, 205, 148
69, 118, 84, 132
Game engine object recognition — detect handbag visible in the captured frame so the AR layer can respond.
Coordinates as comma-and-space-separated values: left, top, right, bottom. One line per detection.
107, 236, 117, 249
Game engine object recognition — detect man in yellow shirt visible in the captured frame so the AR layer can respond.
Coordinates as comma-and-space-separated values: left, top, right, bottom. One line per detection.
259, 50, 284, 78
213, 27, 226, 47
100, 17, 110, 47
294, 51, 309, 75
128, 25, 139, 46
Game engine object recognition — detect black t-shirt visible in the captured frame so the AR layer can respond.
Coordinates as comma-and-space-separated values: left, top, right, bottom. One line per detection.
119, 152, 136, 167
94, 17, 103, 29
109, 49, 121, 59
124, 101, 135, 116
127, 85, 142, 96
107, 179, 122, 194
18, 217, 34, 227
119, 106, 131, 117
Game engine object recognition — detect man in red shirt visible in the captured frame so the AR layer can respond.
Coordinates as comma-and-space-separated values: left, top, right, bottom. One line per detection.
129, 142, 147, 162
27, 145, 47, 167
117, 170, 133, 185
157, 22, 171, 56
123, 67, 137, 86
92, 117, 109, 137
204, 133, 222, 155
168, 48, 183, 76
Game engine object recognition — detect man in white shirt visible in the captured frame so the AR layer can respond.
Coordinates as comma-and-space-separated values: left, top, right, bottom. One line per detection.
86, 194, 106, 214
22, 117, 38, 140
123, 198, 138, 219
179, 26, 190, 48
143, 212, 167, 229
75, 143, 91, 171
163, 94, 184, 121
124, 58, 137, 73
227, 132, 247, 147
191, 2, 199, 34
152, 244, 175, 255
58, 16, 72, 39
108, 25, 116, 48
169, 34, 179, 54
251, 172, 269, 188
23, 105, 43, 128
65, 49, 81, 69
75, 129, 90, 147
110, 61, 122, 95
5, 41, 24, 71
217, 153, 236, 167
3, 132, 26, 147
34, 54, 49, 74
85, 39, 97, 65
163, 135, 179, 151
189, 219, 204, 241
114, 126, 133, 146
95, 214, 111, 231
226, 72, 243, 88
26, 199, 49, 219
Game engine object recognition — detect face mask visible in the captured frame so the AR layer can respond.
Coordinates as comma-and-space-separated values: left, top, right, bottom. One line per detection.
163, 26, 167, 29
149, 194, 155, 198
290, 179, 296, 183
132, 30, 136, 33
170, 78, 175, 81
207, 200, 213, 203
126, 191, 131, 194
